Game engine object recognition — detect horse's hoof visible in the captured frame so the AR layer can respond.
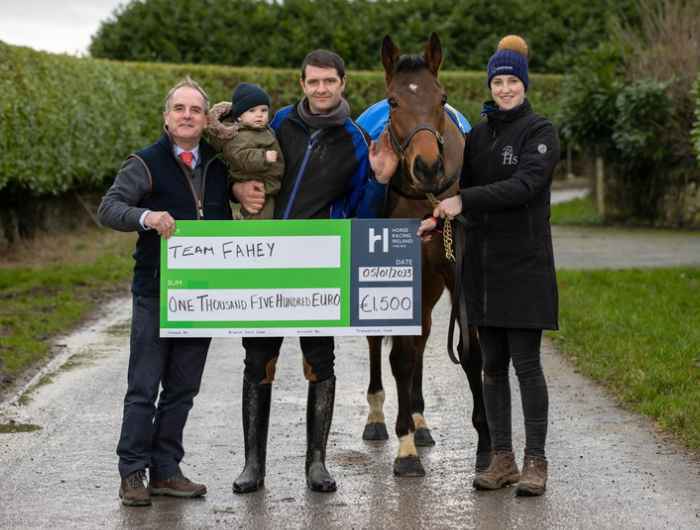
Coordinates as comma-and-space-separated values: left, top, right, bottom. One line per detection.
393, 455, 425, 477
475, 451, 492, 473
414, 427, 436, 447
362, 422, 389, 441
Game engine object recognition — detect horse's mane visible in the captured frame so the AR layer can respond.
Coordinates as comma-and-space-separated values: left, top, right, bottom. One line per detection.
394, 55, 427, 74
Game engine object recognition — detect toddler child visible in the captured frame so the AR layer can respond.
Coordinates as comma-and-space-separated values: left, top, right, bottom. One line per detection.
207, 83, 284, 219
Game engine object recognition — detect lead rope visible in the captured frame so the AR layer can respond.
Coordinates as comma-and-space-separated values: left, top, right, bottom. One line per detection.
426, 192, 455, 263
426, 191, 467, 365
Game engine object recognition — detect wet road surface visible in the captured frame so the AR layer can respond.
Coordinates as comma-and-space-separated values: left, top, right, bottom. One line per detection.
2, 290, 699, 529
553, 225, 700, 269
550, 188, 700, 269
2, 204, 700, 529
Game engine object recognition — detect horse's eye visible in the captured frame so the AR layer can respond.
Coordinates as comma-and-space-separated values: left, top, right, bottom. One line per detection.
441, 94, 448, 105
388, 97, 398, 108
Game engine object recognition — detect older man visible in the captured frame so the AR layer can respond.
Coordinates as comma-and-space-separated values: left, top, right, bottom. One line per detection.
98, 77, 232, 506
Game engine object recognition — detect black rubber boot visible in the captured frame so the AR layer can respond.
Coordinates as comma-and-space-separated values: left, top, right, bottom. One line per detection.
306, 376, 337, 492
233, 377, 271, 494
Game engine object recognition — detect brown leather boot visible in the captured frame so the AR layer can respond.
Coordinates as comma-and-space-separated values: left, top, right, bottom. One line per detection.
150, 467, 207, 498
472, 450, 520, 490
515, 455, 548, 496
119, 470, 151, 506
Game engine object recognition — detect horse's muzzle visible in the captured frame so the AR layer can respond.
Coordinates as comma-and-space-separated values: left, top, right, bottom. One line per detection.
412, 155, 445, 192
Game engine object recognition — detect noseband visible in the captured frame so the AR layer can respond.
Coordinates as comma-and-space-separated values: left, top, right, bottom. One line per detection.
386, 111, 457, 200
387, 116, 445, 160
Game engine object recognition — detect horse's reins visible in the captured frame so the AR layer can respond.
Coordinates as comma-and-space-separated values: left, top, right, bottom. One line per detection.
386, 115, 468, 365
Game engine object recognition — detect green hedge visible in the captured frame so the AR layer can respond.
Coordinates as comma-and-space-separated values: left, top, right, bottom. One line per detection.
692, 74, 700, 162
90, 0, 638, 74
0, 41, 562, 196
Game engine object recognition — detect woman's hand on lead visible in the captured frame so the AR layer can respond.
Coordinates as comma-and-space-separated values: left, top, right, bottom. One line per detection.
433, 195, 463, 220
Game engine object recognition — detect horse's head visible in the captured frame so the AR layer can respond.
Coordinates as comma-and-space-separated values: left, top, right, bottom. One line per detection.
382, 33, 455, 197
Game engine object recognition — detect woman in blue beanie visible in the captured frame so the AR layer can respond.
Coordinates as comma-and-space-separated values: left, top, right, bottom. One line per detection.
419, 35, 560, 496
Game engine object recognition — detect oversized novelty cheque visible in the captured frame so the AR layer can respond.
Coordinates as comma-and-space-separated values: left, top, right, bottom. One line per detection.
160, 219, 422, 337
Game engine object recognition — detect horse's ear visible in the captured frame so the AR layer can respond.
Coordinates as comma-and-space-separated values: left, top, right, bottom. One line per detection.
381, 35, 400, 83
424, 32, 443, 76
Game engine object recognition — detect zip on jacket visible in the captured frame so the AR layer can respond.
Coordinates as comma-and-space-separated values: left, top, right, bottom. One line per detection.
178, 155, 218, 220
282, 130, 321, 220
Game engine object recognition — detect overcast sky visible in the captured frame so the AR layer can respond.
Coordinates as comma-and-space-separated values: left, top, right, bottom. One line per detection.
0, 0, 124, 55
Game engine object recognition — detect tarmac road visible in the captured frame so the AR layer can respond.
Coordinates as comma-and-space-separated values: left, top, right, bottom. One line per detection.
1, 197, 700, 529
2, 304, 700, 527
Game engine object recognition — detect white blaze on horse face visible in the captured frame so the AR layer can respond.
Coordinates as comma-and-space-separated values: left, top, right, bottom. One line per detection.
408, 83, 419, 93
398, 432, 418, 458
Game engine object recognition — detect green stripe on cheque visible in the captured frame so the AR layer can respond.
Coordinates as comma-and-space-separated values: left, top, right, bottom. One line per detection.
160, 219, 422, 337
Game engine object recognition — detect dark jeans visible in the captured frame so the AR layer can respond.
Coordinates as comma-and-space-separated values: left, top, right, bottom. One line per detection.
478, 326, 549, 458
242, 336, 335, 384
117, 295, 211, 480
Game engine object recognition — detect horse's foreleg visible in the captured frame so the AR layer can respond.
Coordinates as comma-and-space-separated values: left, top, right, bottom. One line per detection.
363, 336, 389, 441
460, 326, 492, 472
390, 337, 424, 477
411, 335, 435, 447
411, 273, 446, 447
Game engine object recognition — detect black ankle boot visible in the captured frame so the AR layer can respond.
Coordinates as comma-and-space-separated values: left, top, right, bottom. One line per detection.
306, 376, 337, 492
233, 377, 271, 494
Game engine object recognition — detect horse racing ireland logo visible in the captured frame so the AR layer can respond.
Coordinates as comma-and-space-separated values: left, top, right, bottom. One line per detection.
501, 145, 518, 166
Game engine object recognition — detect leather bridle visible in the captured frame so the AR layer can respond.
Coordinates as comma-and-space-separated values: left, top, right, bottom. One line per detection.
387, 115, 445, 160
386, 110, 469, 366
386, 112, 457, 201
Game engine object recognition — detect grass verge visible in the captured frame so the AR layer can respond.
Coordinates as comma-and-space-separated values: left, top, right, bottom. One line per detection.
0, 227, 134, 392
0, 421, 42, 434
551, 195, 602, 225
554, 267, 700, 450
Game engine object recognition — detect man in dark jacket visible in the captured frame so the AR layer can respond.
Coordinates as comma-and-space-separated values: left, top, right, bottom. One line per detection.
98, 77, 232, 507
231, 50, 396, 494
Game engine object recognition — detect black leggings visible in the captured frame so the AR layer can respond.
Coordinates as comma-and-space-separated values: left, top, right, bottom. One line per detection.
242, 336, 335, 384
478, 326, 549, 458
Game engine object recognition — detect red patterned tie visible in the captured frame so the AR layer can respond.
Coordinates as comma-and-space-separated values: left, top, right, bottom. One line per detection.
179, 151, 194, 168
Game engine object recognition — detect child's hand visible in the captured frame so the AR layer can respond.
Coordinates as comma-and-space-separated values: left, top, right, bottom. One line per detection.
265, 150, 278, 163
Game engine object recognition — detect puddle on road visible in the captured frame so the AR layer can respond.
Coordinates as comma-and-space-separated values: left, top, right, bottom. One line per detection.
333, 449, 372, 466
212, 506, 237, 514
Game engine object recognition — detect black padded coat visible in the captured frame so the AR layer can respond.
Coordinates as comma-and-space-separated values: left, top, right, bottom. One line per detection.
459, 99, 560, 330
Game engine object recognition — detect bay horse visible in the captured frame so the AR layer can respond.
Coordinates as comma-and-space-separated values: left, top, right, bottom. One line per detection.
363, 34, 491, 477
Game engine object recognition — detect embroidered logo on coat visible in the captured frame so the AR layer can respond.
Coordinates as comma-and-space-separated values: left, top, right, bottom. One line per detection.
501, 145, 519, 166
538, 144, 548, 154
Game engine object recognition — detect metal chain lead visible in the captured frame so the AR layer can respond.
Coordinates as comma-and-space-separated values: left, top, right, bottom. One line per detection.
426, 193, 456, 263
